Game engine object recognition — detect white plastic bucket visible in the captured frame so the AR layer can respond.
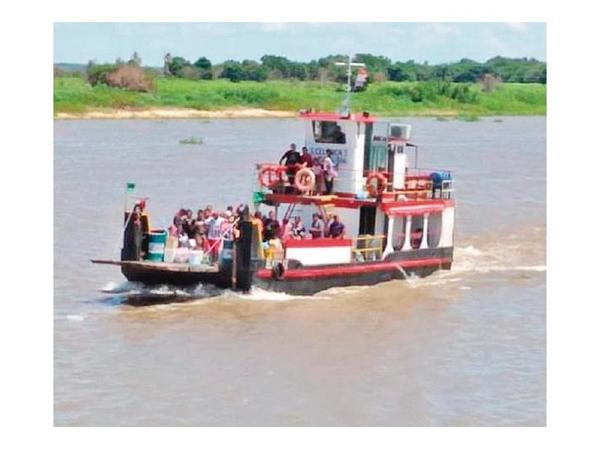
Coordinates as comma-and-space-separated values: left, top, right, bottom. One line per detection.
163, 248, 176, 264
189, 250, 205, 266
174, 248, 190, 264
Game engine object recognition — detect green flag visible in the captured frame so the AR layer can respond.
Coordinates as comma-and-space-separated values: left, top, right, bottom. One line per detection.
252, 191, 265, 204
126, 182, 136, 193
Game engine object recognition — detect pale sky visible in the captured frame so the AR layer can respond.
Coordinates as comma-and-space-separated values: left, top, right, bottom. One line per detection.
54, 22, 546, 66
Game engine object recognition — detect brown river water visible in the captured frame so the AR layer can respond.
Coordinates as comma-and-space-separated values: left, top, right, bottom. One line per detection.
54, 116, 545, 426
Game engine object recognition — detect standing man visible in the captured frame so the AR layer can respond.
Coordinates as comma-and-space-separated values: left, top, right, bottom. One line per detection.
279, 143, 301, 186
299, 146, 313, 168
309, 213, 325, 239
206, 211, 224, 263
279, 143, 301, 166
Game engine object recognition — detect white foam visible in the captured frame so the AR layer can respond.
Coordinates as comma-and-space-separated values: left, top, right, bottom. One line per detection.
458, 245, 483, 256
66, 314, 85, 322
224, 287, 315, 302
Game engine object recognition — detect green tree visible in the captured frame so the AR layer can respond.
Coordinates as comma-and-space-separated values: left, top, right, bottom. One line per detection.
220, 60, 245, 82
168, 56, 190, 78
193, 57, 212, 70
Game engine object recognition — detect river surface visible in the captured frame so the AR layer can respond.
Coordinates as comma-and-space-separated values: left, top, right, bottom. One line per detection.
54, 116, 546, 426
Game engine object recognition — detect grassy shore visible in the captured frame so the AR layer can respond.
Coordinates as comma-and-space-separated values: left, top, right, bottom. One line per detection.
54, 77, 546, 118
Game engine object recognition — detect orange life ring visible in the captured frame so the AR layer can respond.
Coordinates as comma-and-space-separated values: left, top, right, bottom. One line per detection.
294, 168, 316, 192
258, 165, 284, 188
366, 172, 387, 197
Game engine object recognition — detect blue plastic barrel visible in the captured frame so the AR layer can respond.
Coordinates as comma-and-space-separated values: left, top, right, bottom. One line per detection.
147, 231, 167, 261
430, 171, 452, 189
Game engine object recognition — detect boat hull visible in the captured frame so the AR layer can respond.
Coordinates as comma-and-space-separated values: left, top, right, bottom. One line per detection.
253, 247, 452, 295
99, 247, 453, 296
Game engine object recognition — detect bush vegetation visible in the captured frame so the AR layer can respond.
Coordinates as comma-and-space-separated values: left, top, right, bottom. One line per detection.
54, 77, 546, 116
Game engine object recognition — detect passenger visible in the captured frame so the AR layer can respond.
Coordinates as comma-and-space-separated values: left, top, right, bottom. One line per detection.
324, 212, 334, 238
312, 157, 325, 194
280, 218, 293, 240
236, 203, 246, 217
196, 232, 209, 253
411, 228, 424, 249
221, 210, 234, 240
181, 212, 195, 238
291, 216, 306, 239
309, 213, 325, 239
279, 143, 301, 166
203, 204, 213, 220
279, 143, 301, 186
172, 208, 186, 236
323, 149, 337, 195
252, 211, 264, 234
299, 146, 314, 168
333, 125, 346, 144
328, 215, 345, 239
206, 211, 224, 263
262, 210, 279, 241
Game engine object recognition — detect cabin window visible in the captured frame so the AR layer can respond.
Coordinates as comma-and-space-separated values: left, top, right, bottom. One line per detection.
312, 121, 346, 144
366, 122, 389, 173
391, 216, 407, 249
427, 212, 442, 248
410, 215, 425, 249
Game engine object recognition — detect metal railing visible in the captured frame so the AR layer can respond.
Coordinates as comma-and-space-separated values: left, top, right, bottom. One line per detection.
254, 163, 454, 200
352, 234, 385, 261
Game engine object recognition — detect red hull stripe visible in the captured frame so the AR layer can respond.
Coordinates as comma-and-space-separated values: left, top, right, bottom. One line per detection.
284, 238, 353, 248
257, 257, 451, 280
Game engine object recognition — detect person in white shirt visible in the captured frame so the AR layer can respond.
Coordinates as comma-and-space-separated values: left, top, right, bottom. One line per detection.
323, 149, 337, 194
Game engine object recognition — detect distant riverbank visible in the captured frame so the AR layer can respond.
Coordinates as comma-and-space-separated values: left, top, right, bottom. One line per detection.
54, 108, 295, 120
54, 77, 546, 119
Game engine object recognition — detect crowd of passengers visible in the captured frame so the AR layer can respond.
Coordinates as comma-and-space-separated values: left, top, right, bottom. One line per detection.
167, 204, 346, 261
168, 204, 244, 262
251, 211, 345, 242
279, 143, 338, 195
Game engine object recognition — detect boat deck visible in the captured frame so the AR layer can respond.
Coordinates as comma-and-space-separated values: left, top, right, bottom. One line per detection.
91, 259, 219, 273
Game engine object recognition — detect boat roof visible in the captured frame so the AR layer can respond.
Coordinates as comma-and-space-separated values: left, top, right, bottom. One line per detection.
298, 111, 378, 123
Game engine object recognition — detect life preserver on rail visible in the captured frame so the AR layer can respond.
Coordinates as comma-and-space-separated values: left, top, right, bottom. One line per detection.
366, 172, 387, 197
258, 165, 284, 188
294, 168, 316, 193
272, 262, 285, 280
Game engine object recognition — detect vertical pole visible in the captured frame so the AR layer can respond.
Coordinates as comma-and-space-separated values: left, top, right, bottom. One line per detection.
401, 215, 413, 251
383, 216, 395, 258
420, 213, 430, 249
347, 55, 352, 96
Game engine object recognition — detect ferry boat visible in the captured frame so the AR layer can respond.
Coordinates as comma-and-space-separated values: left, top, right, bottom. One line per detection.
92, 59, 455, 296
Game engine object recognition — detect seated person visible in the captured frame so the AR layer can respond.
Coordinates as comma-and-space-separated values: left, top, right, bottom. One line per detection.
328, 215, 345, 239
291, 216, 306, 239
333, 125, 346, 144
411, 228, 424, 249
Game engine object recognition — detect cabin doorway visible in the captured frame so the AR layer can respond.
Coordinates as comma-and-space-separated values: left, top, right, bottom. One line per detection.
359, 206, 377, 235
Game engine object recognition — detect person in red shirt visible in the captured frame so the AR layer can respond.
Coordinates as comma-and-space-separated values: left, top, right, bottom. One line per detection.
299, 146, 313, 168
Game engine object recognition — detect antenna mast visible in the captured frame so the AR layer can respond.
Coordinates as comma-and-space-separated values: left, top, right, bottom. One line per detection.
335, 54, 366, 116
